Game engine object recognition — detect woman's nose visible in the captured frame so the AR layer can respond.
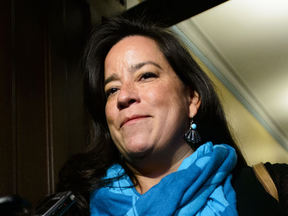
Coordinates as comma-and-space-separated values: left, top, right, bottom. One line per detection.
117, 83, 140, 110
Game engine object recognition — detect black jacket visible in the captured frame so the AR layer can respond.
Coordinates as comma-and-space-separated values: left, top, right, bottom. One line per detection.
232, 163, 288, 216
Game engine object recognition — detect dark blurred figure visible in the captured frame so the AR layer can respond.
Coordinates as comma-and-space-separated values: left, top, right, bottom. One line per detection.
0, 195, 31, 216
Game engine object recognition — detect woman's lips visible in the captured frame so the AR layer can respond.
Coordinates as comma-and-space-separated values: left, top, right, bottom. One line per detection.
120, 115, 150, 128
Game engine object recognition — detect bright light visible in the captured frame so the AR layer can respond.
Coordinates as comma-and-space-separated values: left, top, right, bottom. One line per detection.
232, 0, 288, 17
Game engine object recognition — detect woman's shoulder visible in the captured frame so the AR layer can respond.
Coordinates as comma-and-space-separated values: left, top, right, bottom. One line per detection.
232, 163, 288, 216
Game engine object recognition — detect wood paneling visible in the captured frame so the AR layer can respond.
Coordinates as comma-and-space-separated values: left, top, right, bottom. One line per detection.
0, 0, 89, 208
14, 0, 48, 204
0, 0, 15, 197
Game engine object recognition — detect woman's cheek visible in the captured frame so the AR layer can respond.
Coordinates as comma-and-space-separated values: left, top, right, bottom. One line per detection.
105, 102, 115, 124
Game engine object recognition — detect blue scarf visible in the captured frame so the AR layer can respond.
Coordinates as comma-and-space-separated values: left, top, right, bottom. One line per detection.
90, 142, 238, 216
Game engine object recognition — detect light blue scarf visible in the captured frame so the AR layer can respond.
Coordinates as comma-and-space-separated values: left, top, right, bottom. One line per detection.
90, 142, 238, 216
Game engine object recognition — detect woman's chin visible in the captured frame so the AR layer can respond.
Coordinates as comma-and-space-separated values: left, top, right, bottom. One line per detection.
125, 143, 154, 159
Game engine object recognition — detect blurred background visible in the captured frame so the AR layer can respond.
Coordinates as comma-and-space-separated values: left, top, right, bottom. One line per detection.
1, 0, 287, 211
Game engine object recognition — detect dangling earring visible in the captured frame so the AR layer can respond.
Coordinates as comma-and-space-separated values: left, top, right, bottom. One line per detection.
184, 118, 201, 145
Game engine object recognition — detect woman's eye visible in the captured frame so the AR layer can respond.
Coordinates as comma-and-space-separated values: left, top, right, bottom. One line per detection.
105, 88, 118, 98
140, 72, 158, 80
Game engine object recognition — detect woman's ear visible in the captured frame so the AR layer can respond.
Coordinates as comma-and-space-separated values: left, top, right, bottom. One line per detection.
189, 91, 201, 118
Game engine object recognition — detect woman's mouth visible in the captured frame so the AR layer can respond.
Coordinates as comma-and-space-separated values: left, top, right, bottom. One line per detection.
121, 115, 150, 128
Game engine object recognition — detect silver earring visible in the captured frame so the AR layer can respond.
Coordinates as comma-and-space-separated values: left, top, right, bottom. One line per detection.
184, 118, 201, 144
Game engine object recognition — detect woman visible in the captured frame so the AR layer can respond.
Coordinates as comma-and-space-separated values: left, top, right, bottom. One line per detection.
58, 17, 287, 215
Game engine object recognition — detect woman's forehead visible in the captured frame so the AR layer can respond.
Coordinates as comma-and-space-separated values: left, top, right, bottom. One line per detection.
104, 36, 167, 75
107, 36, 161, 58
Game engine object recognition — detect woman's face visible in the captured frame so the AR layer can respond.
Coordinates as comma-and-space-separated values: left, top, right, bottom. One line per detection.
104, 36, 198, 165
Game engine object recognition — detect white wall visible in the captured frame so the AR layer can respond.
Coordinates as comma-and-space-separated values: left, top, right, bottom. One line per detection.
192, 53, 288, 165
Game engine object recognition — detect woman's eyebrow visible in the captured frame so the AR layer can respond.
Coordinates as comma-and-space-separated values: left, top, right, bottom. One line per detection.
104, 73, 119, 86
104, 61, 162, 86
129, 61, 162, 72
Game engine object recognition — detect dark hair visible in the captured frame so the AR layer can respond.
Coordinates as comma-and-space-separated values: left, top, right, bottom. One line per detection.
57, 16, 247, 215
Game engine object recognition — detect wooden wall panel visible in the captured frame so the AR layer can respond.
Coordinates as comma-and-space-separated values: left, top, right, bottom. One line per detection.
48, 0, 70, 194
0, 0, 90, 208
49, 0, 90, 193
14, 0, 49, 204
0, 0, 15, 197
64, 0, 90, 156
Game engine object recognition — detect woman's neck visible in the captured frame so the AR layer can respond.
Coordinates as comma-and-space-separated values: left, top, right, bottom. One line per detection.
127, 147, 194, 194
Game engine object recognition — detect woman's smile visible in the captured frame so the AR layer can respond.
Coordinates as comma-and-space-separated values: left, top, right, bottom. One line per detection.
104, 35, 197, 163
120, 115, 151, 128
